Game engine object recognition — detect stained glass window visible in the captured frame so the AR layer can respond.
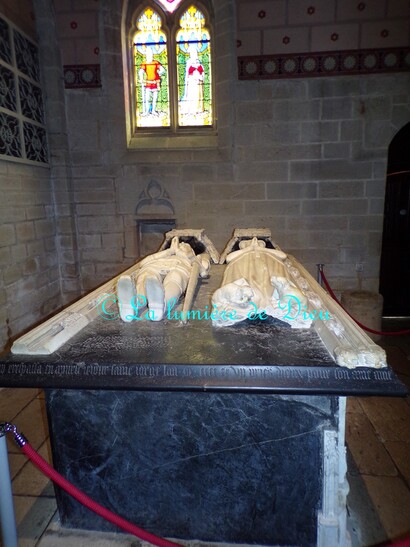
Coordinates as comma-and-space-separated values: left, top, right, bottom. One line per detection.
133, 9, 170, 128
176, 6, 212, 127
131, 2, 213, 133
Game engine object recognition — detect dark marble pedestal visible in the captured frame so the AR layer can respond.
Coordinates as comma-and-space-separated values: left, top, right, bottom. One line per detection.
46, 390, 339, 546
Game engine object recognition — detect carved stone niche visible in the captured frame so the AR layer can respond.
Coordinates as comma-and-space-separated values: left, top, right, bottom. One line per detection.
135, 180, 176, 257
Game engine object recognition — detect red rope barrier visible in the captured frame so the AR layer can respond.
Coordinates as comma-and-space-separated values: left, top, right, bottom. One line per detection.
319, 271, 410, 337
381, 537, 410, 547
21, 442, 182, 547
387, 170, 410, 177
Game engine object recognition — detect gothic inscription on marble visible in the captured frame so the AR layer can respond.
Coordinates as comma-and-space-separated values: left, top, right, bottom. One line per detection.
0, 363, 395, 385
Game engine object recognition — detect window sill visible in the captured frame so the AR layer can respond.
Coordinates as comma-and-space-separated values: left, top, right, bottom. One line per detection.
0, 154, 50, 167
128, 133, 218, 150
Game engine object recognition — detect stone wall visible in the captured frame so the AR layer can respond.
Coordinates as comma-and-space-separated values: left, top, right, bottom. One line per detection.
233, 74, 410, 289
0, 0, 81, 351
57, 0, 410, 294
2, 0, 410, 351
72, 71, 410, 293
236, 0, 410, 56
0, 162, 61, 351
0, 2, 62, 351
34, 0, 81, 303
0, 0, 36, 38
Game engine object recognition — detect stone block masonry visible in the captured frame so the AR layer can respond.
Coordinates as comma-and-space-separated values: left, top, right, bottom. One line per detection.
0, 163, 61, 352
65, 70, 410, 294
2, 0, 409, 349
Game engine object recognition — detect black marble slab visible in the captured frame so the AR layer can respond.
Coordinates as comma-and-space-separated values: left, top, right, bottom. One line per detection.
46, 389, 338, 546
0, 270, 407, 396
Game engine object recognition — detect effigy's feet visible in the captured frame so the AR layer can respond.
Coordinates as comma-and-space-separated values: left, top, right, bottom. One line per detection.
145, 277, 165, 321
117, 275, 136, 322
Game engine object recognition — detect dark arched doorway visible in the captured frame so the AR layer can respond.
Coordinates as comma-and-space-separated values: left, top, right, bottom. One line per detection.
379, 122, 410, 317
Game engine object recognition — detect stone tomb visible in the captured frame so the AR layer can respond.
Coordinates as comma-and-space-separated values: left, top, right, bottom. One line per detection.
1, 260, 407, 546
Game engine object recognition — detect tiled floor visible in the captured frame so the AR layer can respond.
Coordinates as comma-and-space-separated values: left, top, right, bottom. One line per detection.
0, 327, 409, 547
345, 326, 410, 547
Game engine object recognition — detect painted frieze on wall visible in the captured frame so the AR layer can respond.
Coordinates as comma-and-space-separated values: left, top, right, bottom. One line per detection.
237, 0, 410, 79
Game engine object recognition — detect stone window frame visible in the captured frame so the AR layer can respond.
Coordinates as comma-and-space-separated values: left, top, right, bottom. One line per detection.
0, 15, 48, 165
124, 0, 218, 150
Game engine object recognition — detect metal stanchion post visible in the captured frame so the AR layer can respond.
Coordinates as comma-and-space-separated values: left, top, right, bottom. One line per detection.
317, 264, 324, 287
0, 429, 18, 547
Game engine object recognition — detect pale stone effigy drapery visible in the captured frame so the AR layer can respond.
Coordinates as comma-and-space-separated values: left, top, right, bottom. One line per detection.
211, 237, 312, 328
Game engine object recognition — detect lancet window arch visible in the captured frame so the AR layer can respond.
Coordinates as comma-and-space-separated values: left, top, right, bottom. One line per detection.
129, 0, 214, 134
